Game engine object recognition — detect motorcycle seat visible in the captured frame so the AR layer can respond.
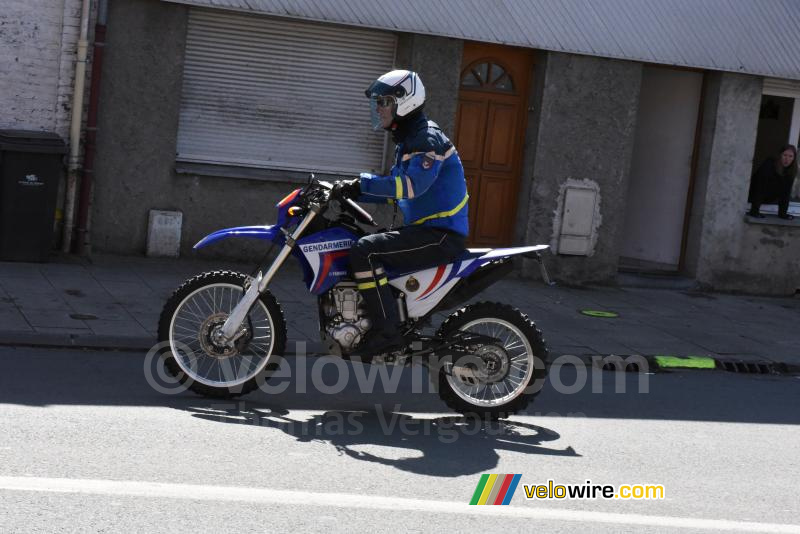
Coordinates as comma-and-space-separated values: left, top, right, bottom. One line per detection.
384, 248, 491, 279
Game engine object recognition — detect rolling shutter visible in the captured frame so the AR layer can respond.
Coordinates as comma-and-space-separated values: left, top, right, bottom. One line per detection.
763, 78, 800, 98
177, 8, 396, 174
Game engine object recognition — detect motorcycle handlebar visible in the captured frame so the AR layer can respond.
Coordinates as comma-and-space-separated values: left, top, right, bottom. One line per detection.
343, 196, 378, 227
307, 177, 377, 227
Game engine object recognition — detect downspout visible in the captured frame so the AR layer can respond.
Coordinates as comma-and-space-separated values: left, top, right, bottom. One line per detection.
61, 0, 92, 253
76, 0, 108, 256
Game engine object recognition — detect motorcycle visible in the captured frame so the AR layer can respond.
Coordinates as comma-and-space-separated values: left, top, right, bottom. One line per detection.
158, 177, 551, 418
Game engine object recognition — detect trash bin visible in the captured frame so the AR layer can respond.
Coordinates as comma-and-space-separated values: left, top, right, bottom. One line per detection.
0, 130, 67, 262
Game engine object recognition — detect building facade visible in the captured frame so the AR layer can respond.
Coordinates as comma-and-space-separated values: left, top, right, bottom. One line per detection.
67, 0, 800, 294
1, 0, 98, 236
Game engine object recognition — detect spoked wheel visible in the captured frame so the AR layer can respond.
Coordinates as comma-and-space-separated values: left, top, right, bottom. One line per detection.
157, 270, 287, 398
436, 302, 548, 419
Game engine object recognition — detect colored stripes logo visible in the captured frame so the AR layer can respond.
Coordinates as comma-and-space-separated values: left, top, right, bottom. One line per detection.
469, 474, 521, 505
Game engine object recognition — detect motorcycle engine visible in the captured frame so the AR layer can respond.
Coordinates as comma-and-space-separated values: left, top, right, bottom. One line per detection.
322, 282, 372, 351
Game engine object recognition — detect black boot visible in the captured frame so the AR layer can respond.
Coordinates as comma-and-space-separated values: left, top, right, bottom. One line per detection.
351, 328, 405, 357
351, 270, 404, 356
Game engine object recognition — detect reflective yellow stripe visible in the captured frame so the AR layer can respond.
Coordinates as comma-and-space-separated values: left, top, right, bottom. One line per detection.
395, 176, 403, 199
411, 193, 469, 225
357, 277, 388, 290
406, 176, 415, 199
354, 268, 384, 279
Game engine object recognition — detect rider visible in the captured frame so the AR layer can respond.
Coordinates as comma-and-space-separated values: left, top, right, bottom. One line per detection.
333, 70, 470, 355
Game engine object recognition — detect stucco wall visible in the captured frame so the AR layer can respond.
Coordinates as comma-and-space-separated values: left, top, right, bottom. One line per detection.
92, 0, 189, 255
395, 34, 462, 140
515, 55, 548, 246
688, 72, 800, 295
521, 52, 642, 283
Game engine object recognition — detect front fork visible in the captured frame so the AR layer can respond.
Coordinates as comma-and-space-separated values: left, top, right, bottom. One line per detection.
217, 206, 320, 344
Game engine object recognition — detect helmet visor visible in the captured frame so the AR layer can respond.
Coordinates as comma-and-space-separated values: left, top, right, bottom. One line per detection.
369, 95, 396, 130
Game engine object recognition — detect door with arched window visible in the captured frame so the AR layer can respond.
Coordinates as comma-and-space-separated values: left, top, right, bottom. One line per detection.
455, 42, 534, 246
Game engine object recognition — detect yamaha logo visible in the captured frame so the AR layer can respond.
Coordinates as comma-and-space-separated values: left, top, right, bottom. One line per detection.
405, 276, 420, 292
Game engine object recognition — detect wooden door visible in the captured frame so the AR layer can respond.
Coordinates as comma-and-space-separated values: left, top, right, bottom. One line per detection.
455, 42, 533, 246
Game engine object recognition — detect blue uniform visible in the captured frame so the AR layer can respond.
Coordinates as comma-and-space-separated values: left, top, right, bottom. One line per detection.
358, 112, 469, 236
349, 111, 468, 342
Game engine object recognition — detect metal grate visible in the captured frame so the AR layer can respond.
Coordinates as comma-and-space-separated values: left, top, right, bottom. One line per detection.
716, 359, 783, 375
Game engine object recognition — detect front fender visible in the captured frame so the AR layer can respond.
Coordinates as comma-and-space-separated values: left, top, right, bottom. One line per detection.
193, 225, 282, 249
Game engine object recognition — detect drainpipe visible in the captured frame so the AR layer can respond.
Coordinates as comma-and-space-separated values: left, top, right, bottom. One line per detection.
75, 0, 108, 256
61, 0, 92, 253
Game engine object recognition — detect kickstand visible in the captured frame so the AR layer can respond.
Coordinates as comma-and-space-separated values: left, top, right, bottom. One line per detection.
534, 252, 556, 286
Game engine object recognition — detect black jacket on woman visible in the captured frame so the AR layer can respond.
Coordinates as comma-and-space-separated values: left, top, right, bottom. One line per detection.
748, 158, 795, 217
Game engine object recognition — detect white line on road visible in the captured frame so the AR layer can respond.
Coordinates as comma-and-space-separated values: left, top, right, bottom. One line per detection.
0, 476, 797, 533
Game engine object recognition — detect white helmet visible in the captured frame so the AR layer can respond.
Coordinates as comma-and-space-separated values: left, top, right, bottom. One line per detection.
365, 70, 426, 129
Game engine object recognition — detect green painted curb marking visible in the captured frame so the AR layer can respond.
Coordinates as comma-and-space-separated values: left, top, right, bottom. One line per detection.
653, 355, 716, 369
580, 310, 619, 318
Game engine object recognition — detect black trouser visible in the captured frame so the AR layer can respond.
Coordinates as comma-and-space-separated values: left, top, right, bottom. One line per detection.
349, 226, 465, 331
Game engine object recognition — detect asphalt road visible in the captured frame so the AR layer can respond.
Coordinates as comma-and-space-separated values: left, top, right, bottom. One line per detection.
0, 346, 798, 533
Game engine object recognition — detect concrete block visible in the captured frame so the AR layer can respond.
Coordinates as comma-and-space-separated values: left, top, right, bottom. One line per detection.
146, 210, 182, 258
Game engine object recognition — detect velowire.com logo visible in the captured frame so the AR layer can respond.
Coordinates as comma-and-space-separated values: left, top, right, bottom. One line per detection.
469, 474, 522, 505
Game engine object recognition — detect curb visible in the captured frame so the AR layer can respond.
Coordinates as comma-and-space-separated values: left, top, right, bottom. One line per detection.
0, 331, 322, 356
0, 331, 154, 352
0, 332, 798, 376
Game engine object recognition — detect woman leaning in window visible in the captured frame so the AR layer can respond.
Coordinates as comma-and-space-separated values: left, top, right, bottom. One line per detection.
748, 144, 797, 220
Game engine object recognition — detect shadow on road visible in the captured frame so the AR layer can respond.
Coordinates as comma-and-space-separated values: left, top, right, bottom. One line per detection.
1, 347, 798, 426
185, 402, 579, 477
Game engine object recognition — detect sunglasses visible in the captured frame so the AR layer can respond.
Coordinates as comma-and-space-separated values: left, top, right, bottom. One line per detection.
373, 96, 396, 108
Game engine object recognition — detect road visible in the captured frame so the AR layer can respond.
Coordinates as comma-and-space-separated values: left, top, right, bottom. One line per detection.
0, 346, 798, 533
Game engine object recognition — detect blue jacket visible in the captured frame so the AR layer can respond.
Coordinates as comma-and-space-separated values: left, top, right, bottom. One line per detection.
358, 112, 469, 236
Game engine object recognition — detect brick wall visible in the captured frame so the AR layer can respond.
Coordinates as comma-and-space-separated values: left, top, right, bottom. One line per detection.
0, 0, 96, 142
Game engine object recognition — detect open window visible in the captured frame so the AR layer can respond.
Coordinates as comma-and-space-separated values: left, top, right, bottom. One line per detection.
748, 80, 800, 218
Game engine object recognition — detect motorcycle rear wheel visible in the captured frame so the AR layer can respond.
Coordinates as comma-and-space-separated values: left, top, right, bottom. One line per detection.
436, 301, 548, 419
157, 270, 287, 398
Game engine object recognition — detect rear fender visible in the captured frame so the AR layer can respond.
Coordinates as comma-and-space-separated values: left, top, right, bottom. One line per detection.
193, 225, 282, 250
458, 245, 549, 278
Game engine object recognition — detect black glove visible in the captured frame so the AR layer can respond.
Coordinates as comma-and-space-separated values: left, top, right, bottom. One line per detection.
332, 178, 361, 201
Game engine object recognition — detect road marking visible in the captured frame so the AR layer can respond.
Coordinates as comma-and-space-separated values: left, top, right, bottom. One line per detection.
0, 476, 797, 533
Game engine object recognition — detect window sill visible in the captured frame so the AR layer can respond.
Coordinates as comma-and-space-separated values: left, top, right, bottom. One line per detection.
174, 161, 341, 184
743, 213, 800, 227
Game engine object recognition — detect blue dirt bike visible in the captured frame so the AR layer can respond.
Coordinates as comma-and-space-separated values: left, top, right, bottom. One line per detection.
158, 177, 550, 418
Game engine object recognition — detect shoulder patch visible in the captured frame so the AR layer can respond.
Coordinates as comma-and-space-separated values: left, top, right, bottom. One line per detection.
422, 152, 436, 170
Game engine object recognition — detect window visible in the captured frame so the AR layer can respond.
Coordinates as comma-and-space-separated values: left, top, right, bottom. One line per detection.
752, 95, 794, 176
461, 61, 514, 93
747, 80, 800, 218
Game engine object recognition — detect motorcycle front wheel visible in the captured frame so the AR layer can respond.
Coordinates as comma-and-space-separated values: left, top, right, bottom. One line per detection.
436, 301, 548, 419
157, 270, 287, 398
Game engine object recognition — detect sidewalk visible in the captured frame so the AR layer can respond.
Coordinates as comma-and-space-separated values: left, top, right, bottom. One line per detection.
0, 253, 798, 371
